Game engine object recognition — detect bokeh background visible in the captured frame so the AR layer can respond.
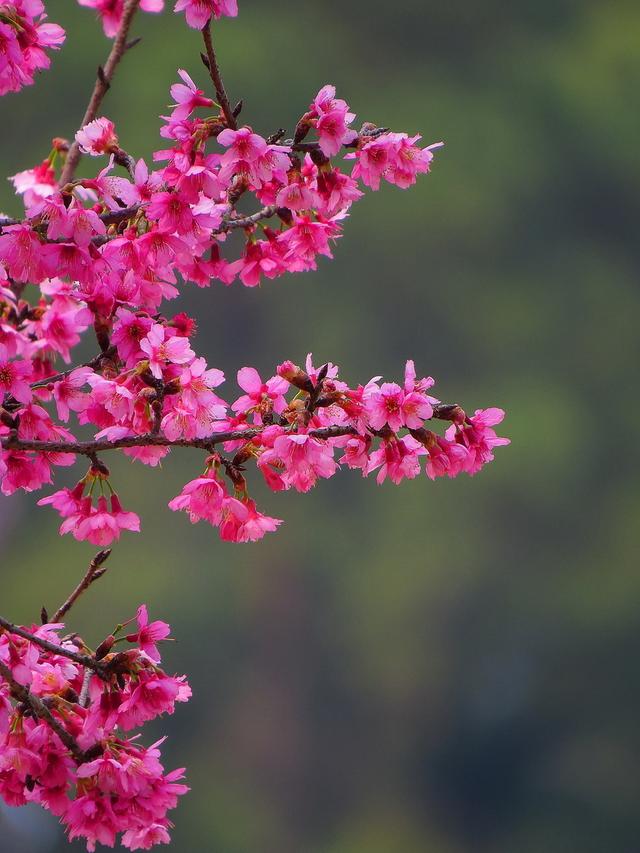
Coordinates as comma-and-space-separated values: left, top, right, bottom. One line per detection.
1, 1, 639, 851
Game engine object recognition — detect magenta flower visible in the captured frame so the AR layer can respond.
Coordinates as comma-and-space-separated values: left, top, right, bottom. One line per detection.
126, 605, 171, 662
140, 323, 195, 379
446, 408, 510, 475
169, 68, 214, 120
219, 496, 282, 542
0, 343, 32, 403
174, 0, 238, 30
218, 126, 267, 165
51, 367, 91, 421
168, 469, 226, 525
78, 0, 164, 38
232, 366, 289, 422
75, 117, 118, 156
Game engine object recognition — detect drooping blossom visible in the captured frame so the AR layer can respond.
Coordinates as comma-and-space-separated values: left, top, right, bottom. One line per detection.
173, 0, 238, 30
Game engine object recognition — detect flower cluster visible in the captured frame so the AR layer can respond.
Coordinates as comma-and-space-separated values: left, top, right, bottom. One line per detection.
78, 0, 237, 35
0, 0, 64, 95
0, 606, 189, 850
0, 61, 506, 538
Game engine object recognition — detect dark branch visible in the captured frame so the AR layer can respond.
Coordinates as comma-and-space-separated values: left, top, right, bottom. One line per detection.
201, 22, 237, 131
0, 616, 106, 675
0, 425, 358, 457
52, 550, 112, 623
59, 0, 142, 186
0, 660, 86, 762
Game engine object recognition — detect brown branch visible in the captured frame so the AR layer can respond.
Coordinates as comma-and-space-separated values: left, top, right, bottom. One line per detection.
201, 21, 237, 131
30, 346, 117, 390
220, 205, 277, 231
0, 616, 106, 674
0, 660, 86, 762
0, 425, 358, 457
98, 203, 144, 225
52, 550, 112, 623
59, 0, 142, 186
0, 205, 143, 243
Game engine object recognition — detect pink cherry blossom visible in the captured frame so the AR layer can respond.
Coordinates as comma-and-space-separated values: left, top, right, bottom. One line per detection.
140, 323, 195, 379
75, 117, 118, 156
78, 0, 165, 38
168, 469, 226, 525
446, 408, 510, 475
125, 605, 171, 662
0, 342, 32, 402
170, 68, 214, 120
174, 0, 237, 30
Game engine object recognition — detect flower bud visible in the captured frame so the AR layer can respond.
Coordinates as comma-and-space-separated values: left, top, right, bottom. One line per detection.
276, 361, 314, 393
95, 635, 116, 660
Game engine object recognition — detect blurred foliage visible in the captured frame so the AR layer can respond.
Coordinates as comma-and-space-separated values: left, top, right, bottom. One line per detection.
1, 0, 639, 851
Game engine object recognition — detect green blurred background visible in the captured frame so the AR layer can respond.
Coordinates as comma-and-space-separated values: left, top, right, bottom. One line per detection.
2, 1, 640, 851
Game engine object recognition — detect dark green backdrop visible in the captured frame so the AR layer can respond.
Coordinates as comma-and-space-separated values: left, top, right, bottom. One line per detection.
1, 1, 639, 851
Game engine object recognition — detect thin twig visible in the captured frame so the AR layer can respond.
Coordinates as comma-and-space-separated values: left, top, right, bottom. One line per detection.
220, 205, 277, 231
0, 616, 106, 674
0, 424, 358, 458
30, 347, 117, 390
0, 660, 86, 762
59, 0, 142, 186
52, 549, 112, 623
201, 21, 237, 130
79, 670, 92, 708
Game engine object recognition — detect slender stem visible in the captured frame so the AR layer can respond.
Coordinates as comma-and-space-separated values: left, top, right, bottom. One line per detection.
0, 616, 106, 674
59, 0, 142, 186
79, 670, 92, 708
0, 661, 85, 762
30, 347, 117, 390
201, 21, 237, 130
52, 550, 112, 623
0, 425, 357, 457
220, 205, 277, 231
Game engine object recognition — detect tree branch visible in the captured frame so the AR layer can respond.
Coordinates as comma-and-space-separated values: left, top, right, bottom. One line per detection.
52, 549, 112, 623
59, 0, 142, 186
201, 21, 237, 131
30, 347, 117, 390
220, 205, 277, 231
0, 424, 357, 458
0, 616, 106, 675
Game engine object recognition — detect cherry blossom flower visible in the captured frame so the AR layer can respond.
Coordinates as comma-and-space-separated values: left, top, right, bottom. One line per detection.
78, 0, 165, 38
75, 117, 119, 156
0, 342, 32, 402
140, 323, 195, 379
125, 605, 171, 662
174, 0, 238, 30
168, 469, 226, 526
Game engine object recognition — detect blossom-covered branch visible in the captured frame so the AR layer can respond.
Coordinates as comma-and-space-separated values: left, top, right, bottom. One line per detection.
0, 596, 191, 849
0, 0, 509, 847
